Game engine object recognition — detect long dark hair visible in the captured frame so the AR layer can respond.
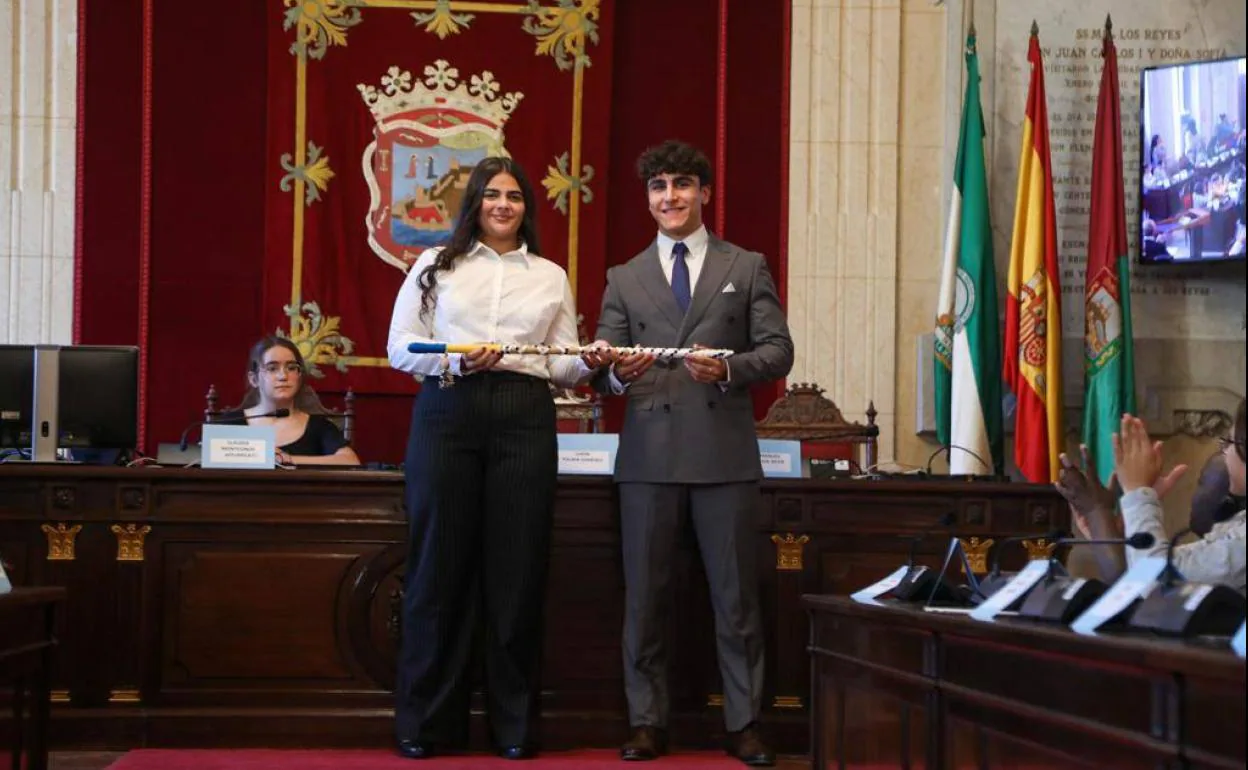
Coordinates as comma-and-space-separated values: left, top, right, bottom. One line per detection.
239, 335, 327, 414
417, 156, 541, 318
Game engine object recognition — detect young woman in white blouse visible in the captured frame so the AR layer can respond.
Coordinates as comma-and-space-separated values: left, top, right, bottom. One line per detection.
386, 157, 608, 761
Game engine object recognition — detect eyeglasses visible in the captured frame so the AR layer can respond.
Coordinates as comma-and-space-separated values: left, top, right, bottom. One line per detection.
1218, 436, 1245, 452
260, 362, 302, 376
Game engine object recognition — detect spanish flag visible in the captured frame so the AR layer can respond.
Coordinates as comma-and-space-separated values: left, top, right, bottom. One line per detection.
1004, 24, 1063, 483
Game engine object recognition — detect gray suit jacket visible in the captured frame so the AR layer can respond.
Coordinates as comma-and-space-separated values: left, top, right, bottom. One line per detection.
593, 236, 794, 483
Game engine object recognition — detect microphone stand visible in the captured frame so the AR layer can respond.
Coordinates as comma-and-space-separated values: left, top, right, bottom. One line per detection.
1126, 526, 1246, 637
1016, 533, 1156, 625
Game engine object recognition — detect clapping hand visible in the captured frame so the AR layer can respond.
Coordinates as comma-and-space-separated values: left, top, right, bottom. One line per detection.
1056, 445, 1118, 517
1056, 445, 1122, 539
1112, 414, 1188, 495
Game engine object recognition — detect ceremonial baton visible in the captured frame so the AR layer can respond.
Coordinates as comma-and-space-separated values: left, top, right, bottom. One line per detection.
407, 342, 734, 359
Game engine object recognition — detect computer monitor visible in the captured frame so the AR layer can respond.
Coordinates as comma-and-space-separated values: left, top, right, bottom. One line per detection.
58, 346, 140, 449
0, 345, 35, 450
1139, 55, 1246, 265
0, 344, 139, 460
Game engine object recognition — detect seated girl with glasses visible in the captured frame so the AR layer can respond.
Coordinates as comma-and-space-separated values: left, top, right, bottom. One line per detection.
218, 335, 361, 466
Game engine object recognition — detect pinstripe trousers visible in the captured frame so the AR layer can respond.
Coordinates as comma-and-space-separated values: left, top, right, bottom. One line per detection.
395, 371, 557, 749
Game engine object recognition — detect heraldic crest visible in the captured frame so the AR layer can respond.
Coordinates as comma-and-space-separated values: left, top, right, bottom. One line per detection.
358, 60, 525, 271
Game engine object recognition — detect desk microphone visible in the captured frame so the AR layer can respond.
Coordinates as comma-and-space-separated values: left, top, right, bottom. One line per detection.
974, 530, 1065, 605
988, 530, 1067, 578
1053, 531, 1155, 555
1128, 526, 1246, 637
1161, 526, 1193, 587
923, 444, 999, 479
892, 512, 961, 602
178, 408, 290, 451
1016, 532, 1156, 624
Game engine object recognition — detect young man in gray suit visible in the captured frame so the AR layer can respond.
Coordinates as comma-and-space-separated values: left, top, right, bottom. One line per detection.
590, 140, 793, 766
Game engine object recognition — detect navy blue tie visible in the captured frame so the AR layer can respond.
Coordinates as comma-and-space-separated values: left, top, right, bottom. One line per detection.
671, 241, 691, 314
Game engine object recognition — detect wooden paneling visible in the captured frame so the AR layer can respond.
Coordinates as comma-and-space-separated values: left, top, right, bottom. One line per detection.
0, 467, 1064, 751
807, 595, 1246, 769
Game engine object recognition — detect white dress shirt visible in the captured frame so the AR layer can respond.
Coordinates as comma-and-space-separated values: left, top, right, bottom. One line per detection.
608, 225, 728, 392
387, 241, 591, 388
656, 225, 710, 293
1121, 487, 1246, 591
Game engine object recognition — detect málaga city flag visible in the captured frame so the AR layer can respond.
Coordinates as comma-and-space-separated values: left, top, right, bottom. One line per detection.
1004, 25, 1064, 484
1082, 16, 1136, 485
934, 28, 1003, 476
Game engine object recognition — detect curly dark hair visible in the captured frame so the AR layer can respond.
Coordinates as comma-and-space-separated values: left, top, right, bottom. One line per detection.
636, 140, 713, 187
417, 156, 541, 319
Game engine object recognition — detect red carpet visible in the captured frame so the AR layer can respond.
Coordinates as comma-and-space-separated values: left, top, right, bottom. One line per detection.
104, 749, 751, 769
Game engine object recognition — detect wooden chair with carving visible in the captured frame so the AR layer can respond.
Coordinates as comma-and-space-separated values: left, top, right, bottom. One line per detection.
204, 384, 357, 444
755, 383, 878, 474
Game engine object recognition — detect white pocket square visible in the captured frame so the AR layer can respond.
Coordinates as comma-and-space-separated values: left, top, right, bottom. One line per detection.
721, 282, 736, 294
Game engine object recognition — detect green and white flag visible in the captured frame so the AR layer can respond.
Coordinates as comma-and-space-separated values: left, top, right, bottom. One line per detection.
934, 29, 1003, 476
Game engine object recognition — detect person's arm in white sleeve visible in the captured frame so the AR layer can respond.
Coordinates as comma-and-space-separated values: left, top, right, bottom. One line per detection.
1121, 487, 1247, 587
387, 250, 462, 377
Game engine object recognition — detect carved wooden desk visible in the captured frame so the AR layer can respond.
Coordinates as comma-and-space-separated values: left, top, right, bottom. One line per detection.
0, 586, 65, 770
0, 467, 1063, 752
805, 595, 1246, 769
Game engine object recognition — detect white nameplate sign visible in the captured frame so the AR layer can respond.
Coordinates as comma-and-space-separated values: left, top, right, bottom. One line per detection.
202, 424, 277, 470
850, 565, 910, 605
969, 559, 1051, 623
758, 439, 802, 478
1070, 556, 1168, 636
556, 433, 618, 475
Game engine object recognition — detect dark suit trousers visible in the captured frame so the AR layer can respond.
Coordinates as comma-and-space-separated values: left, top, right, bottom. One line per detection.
396, 372, 557, 748
620, 482, 765, 732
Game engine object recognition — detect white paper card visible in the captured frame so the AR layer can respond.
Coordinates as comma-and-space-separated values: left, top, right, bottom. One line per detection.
1182, 584, 1214, 612
556, 434, 618, 475
969, 559, 1050, 622
758, 440, 802, 478
1070, 556, 1168, 636
850, 565, 910, 604
1232, 622, 1245, 658
202, 424, 277, 469
560, 450, 612, 474
1061, 578, 1088, 601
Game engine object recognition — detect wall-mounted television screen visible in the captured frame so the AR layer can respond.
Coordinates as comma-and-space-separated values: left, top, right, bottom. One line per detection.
1139, 55, 1245, 265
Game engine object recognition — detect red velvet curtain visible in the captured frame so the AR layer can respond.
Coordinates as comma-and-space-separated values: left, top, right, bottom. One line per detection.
76, 0, 790, 463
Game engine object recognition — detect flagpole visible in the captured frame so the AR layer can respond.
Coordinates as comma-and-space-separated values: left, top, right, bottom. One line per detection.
1081, 8, 1136, 484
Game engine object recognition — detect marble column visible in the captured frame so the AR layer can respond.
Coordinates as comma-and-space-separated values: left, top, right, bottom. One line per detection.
0, 0, 77, 344
788, 0, 951, 467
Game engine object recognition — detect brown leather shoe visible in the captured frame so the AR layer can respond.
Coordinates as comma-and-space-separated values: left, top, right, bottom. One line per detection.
726, 724, 775, 767
620, 725, 668, 761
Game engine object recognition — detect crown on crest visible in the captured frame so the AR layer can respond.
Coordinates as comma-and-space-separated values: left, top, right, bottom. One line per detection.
357, 61, 524, 130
